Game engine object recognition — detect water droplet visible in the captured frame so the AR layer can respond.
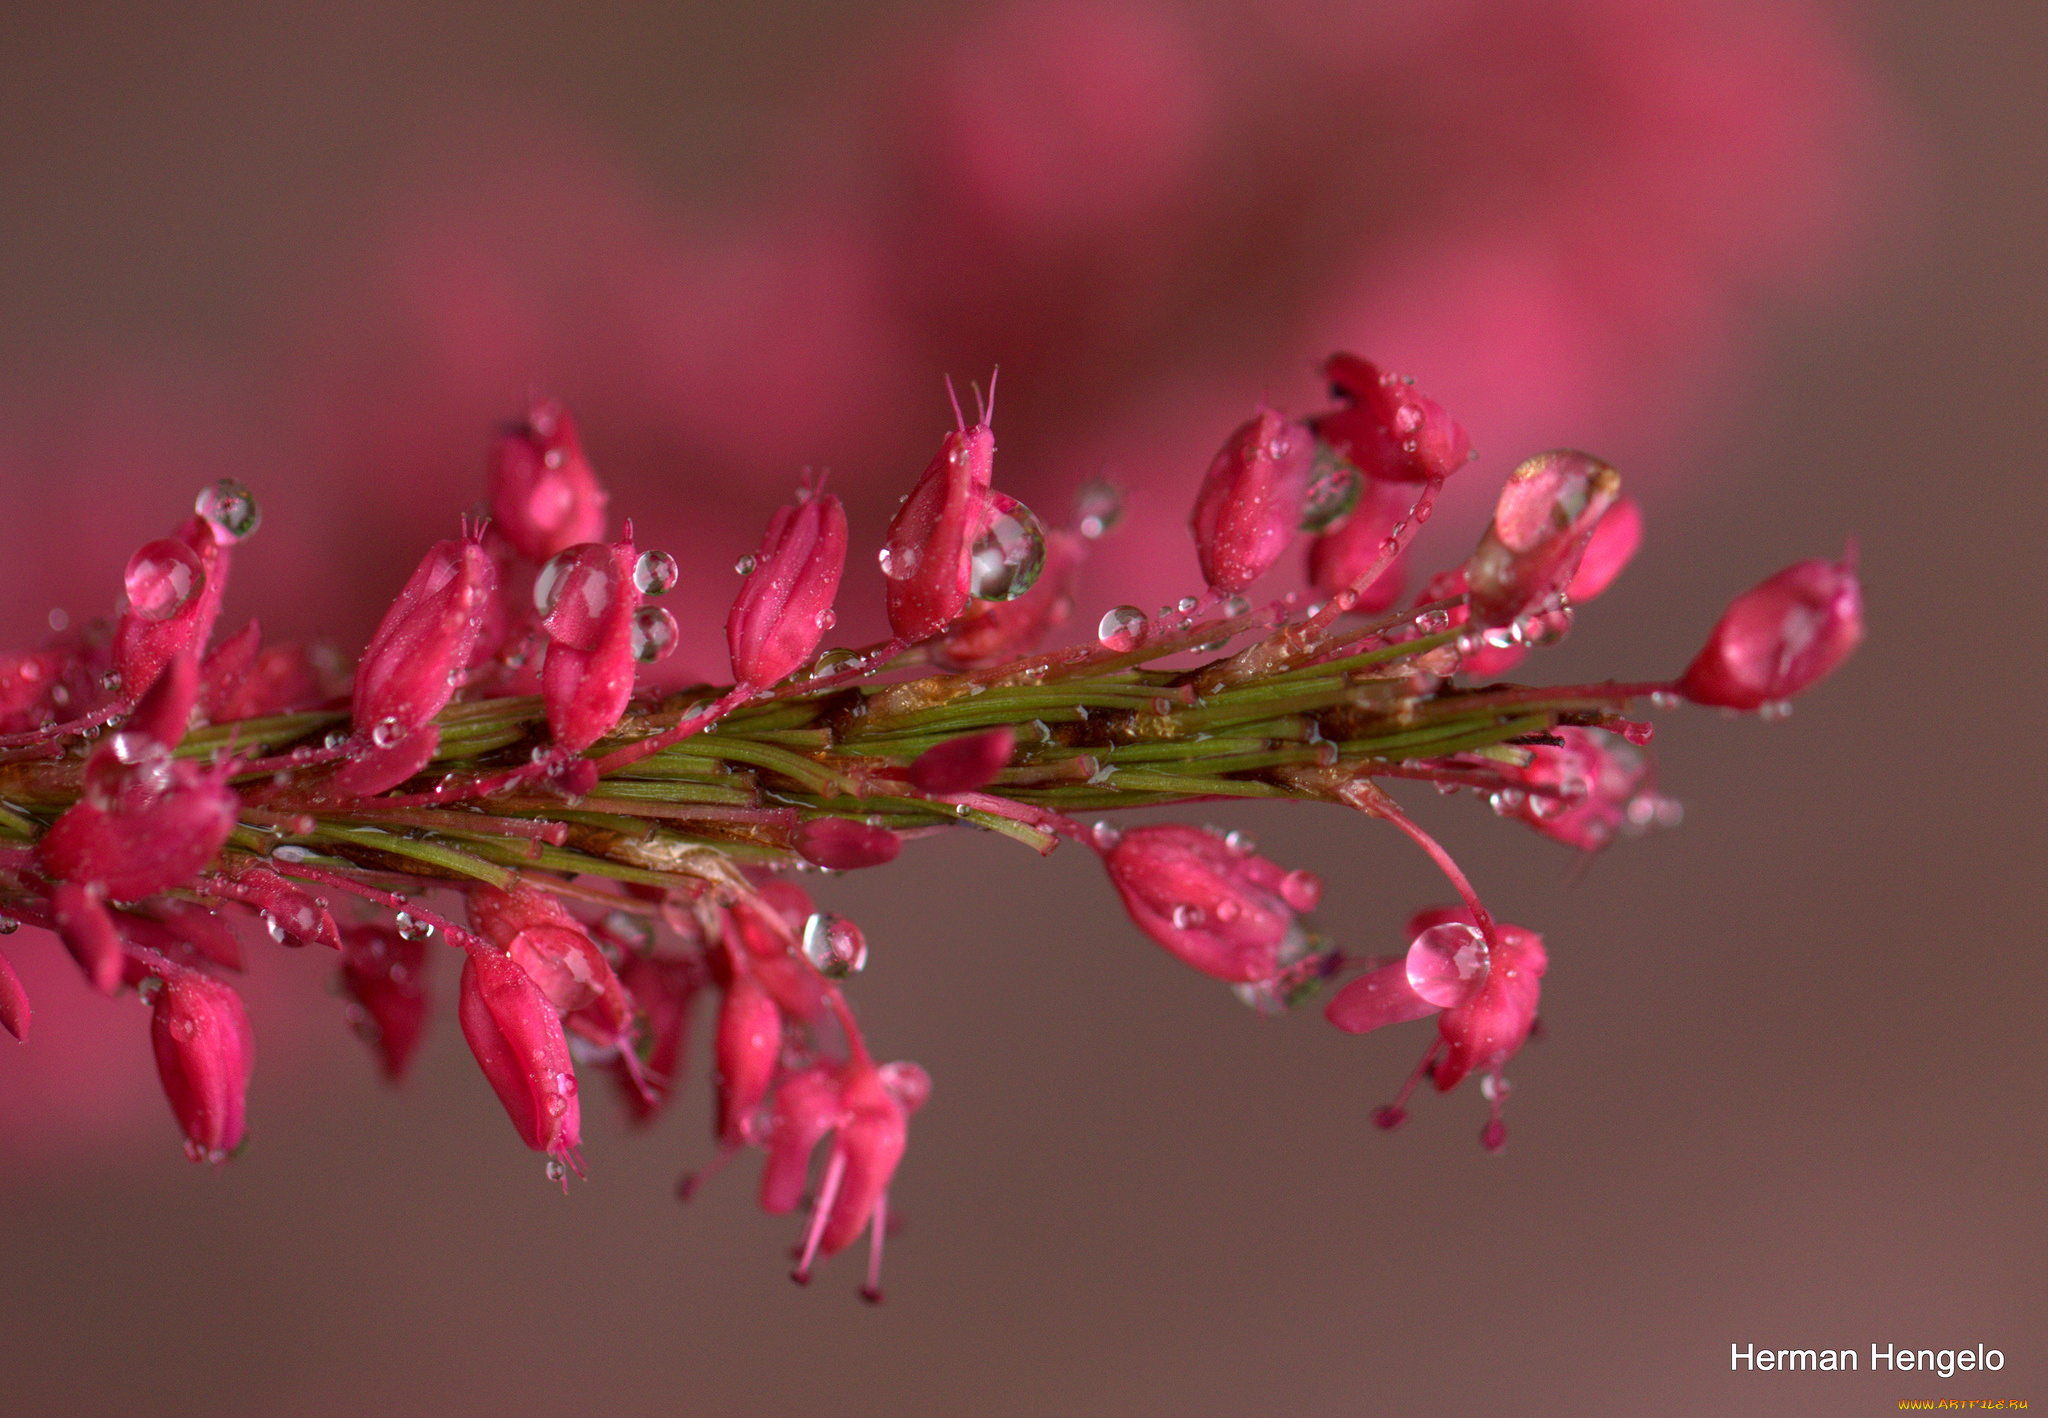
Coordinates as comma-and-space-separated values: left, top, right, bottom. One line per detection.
801, 912, 869, 978
814, 607, 837, 632
1174, 596, 1199, 615
968, 494, 1047, 601
630, 606, 679, 663
1170, 903, 1205, 930
1488, 788, 1528, 816
1223, 596, 1251, 618
47, 608, 68, 632
395, 911, 435, 942
136, 975, 163, 1006
98, 669, 123, 693
370, 716, 402, 749
733, 552, 758, 577
1090, 820, 1122, 850
194, 478, 261, 543
544, 1094, 568, 1118
1298, 457, 1361, 533
324, 729, 348, 751
533, 550, 574, 613
1280, 868, 1322, 911
1649, 691, 1680, 710
1096, 605, 1148, 652
1406, 922, 1490, 1007
1478, 1072, 1510, 1103
1757, 700, 1793, 722
878, 544, 919, 581
1224, 829, 1256, 855
1074, 480, 1124, 540
124, 539, 205, 622
0, 916, 16, 935
635, 549, 680, 594
261, 910, 287, 944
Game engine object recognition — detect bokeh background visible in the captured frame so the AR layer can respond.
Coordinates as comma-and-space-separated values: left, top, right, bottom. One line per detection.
1, 2, 2041, 1414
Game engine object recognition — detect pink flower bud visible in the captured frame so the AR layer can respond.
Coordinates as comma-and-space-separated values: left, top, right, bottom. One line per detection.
882, 421, 996, 642
1309, 353, 1471, 485
126, 648, 199, 749
729, 482, 849, 689
148, 965, 254, 1162
220, 866, 342, 951
713, 965, 782, 1145
758, 1064, 842, 1216
118, 900, 244, 974
457, 945, 583, 1170
909, 726, 1016, 795
939, 528, 1080, 669
1102, 824, 1310, 984
614, 953, 698, 1124
339, 923, 430, 1082
725, 895, 829, 1024
538, 537, 642, 754
467, 883, 632, 1027
1464, 450, 1621, 629
1565, 496, 1643, 602
1306, 478, 1410, 609
488, 397, 609, 562
1499, 728, 1650, 852
1189, 410, 1312, 594
332, 536, 497, 797
1677, 550, 1863, 710
116, 516, 230, 703
813, 1059, 909, 1263
39, 759, 238, 904
51, 881, 125, 995
197, 619, 262, 721
794, 818, 903, 871
0, 945, 26, 1042
205, 637, 336, 721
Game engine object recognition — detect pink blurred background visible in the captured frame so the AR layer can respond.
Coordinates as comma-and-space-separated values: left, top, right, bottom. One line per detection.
0, 2, 2041, 1414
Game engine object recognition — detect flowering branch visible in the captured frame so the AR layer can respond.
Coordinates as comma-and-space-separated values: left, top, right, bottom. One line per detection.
0, 354, 1861, 1299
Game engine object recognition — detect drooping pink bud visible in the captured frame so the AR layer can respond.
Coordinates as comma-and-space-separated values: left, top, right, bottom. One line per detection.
812, 1059, 909, 1263
119, 900, 245, 974
1190, 410, 1312, 595
467, 882, 632, 1030
457, 945, 583, 1170
220, 865, 342, 950
910, 726, 1016, 795
614, 952, 698, 1124
0, 946, 28, 1041
51, 881, 125, 995
939, 528, 1081, 669
1101, 824, 1312, 984
148, 964, 254, 1162
537, 536, 644, 754
339, 923, 430, 1082
882, 419, 996, 642
488, 397, 609, 562
1465, 450, 1621, 629
331, 536, 496, 797
794, 818, 903, 871
115, 516, 230, 703
1306, 478, 1410, 610
1677, 550, 1863, 710
729, 480, 849, 689
1309, 353, 1471, 485
725, 894, 828, 1024
38, 758, 238, 903
713, 963, 782, 1145
1565, 496, 1643, 602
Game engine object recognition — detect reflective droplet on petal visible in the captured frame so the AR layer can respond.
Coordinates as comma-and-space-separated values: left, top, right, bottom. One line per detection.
1097, 605, 1148, 652
194, 478, 261, 543
136, 975, 163, 1005
1090, 820, 1122, 850
1405, 922, 1490, 1008
968, 493, 1047, 602
630, 606, 679, 663
634, 549, 680, 595
1223, 596, 1252, 618
533, 549, 575, 614
395, 911, 435, 942
0, 915, 17, 935
370, 716, 402, 749
262, 910, 287, 944
1170, 903, 1204, 930
1074, 480, 1124, 540
1176, 596, 1199, 614
1223, 829, 1256, 856
733, 553, 758, 577
124, 539, 205, 621
878, 545, 919, 581
814, 607, 837, 632
801, 911, 868, 978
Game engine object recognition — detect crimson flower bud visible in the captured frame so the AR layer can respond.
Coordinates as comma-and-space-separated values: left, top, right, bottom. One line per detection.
1499, 727, 1651, 852
457, 945, 583, 1170
1309, 353, 1471, 485
197, 619, 262, 721
39, 758, 238, 903
1465, 450, 1621, 628
538, 537, 642, 754
332, 536, 496, 797
1189, 411, 1312, 595
115, 515, 230, 703
1306, 478, 1410, 609
148, 965, 254, 1162
51, 881, 124, 995
713, 964, 782, 1145
126, 648, 199, 750
724, 891, 829, 1024
1677, 550, 1863, 710
488, 397, 608, 562
729, 482, 849, 689
339, 923, 429, 1081
1102, 824, 1319, 984
1565, 496, 1643, 602
222, 865, 342, 950
882, 421, 996, 642
794, 818, 902, 871
614, 953, 698, 1124
467, 883, 632, 1028
0, 946, 27, 1041
758, 1064, 842, 1216
909, 726, 1016, 795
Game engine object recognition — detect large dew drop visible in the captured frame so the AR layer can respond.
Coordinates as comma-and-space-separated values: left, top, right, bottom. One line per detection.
124, 539, 205, 621
195, 479, 262, 543
1405, 922, 1490, 1008
1096, 604, 1148, 652
630, 606, 679, 662
801, 911, 868, 978
967, 493, 1046, 601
